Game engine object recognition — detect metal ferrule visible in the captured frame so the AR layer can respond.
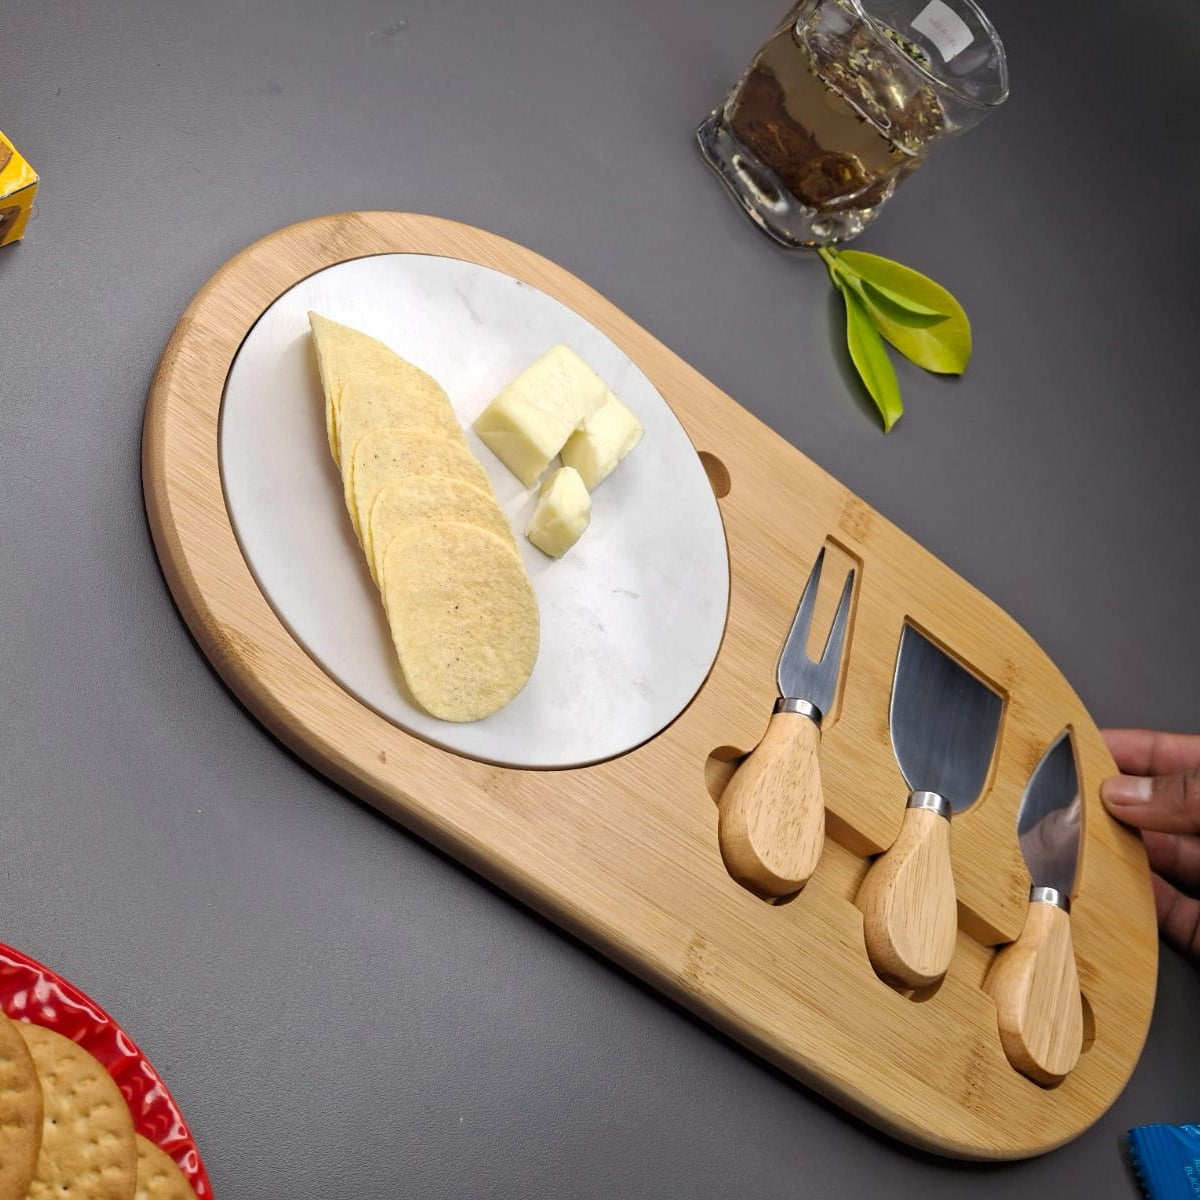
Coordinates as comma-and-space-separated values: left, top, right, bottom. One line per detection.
775, 696, 821, 724
906, 790, 952, 820
1030, 885, 1070, 912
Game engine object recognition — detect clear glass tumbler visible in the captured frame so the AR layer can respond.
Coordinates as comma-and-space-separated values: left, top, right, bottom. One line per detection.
697, 0, 1008, 247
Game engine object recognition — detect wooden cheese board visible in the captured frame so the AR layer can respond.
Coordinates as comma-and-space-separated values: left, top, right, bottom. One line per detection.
142, 211, 1157, 1160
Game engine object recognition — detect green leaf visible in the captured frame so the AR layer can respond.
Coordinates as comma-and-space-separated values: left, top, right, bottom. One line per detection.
833, 249, 972, 375
858, 278, 949, 326
834, 268, 950, 332
835, 250, 961, 315
830, 262, 949, 324
839, 280, 903, 433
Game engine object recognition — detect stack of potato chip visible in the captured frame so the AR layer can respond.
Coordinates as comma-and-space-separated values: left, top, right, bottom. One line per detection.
0, 1011, 195, 1199
308, 314, 540, 723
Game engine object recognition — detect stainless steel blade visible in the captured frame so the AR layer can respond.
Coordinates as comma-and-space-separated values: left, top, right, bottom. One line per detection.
776, 548, 855, 720
1017, 730, 1081, 897
888, 625, 1003, 811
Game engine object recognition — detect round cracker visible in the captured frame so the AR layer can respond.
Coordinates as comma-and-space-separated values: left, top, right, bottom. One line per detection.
17, 1020, 137, 1200
382, 521, 540, 722
0, 1010, 43, 1200
368, 474, 517, 586
134, 1134, 195, 1200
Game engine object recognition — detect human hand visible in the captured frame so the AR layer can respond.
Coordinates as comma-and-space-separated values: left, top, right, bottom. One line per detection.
1100, 728, 1200, 959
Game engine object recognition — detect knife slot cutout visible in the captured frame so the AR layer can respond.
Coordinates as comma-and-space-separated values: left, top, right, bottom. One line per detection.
705, 744, 748, 802
697, 450, 731, 499
823, 810, 881, 861
1080, 992, 1095, 1054
892, 618, 1008, 697
905, 976, 946, 1003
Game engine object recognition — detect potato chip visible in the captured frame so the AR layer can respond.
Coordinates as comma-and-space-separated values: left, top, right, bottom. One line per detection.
368, 474, 517, 586
307, 311, 363, 458
381, 521, 539, 722
352, 428, 493, 568
336, 373, 462, 501
307, 315, 541, 723
342, 419, 452, 546
308, 312, 459, 463
0, 1011, 42, 1200
134, 1134, 195, 1200
341, 366, 459, 439
17, 1021, 138, 1200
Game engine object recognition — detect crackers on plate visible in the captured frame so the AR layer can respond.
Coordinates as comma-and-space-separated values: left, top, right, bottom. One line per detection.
1, 1012, 195, 1200
134, 1135, 195, 1200
16, 1020, 138, 1200
0, 1011, 42, 1199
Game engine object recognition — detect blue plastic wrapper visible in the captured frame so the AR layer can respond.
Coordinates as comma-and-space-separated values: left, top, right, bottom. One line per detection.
1127, 1124, 1200, 1199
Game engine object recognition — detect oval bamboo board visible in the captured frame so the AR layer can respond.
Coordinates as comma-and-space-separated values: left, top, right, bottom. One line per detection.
143, 211, 1157, 1159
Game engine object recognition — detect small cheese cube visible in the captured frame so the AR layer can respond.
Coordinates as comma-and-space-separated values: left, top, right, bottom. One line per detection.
525, 467, 591, 558
559, 389, 644, 490
473, 345, 608, 486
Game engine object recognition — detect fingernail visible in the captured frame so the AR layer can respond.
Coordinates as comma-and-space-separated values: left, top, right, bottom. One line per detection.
1100, 774, 1152, 805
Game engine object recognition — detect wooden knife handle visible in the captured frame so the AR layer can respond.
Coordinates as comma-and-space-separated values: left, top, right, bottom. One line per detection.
717, 709, 825, 898
985, 900, 1083, 1085
858, 803, 958, 989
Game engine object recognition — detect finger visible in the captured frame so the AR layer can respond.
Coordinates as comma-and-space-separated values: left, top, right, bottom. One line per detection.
1101, 728, 1200, 776
1142, 831, 1200, 900
1151, 874, 1200, 961
1101, 767, 1200, 835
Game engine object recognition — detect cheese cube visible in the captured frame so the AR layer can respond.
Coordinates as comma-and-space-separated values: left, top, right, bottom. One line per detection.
525, 467, 591, 558
473, 345, 608, 486
559, 389, 644, 490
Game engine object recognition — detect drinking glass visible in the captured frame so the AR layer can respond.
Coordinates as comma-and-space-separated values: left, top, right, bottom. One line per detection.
697, 0, 1008, 247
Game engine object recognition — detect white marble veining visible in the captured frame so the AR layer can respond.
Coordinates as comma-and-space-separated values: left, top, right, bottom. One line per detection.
219, 253, 730, 768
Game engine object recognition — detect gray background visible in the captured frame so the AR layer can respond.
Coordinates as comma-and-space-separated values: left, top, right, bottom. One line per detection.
3, 0, 1198, 1195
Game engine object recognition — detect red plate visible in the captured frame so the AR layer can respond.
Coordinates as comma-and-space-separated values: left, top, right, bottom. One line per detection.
0, 942, 213, 1198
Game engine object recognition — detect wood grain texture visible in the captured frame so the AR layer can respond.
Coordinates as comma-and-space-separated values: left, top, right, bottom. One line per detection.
858, 805, 959, 989
142, 211, 1158, 1159
718, 709, 826, 897
986, 901, 1084, 1086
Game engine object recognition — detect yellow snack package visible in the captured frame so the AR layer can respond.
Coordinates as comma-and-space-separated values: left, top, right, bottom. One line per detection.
0, 131, 38, 247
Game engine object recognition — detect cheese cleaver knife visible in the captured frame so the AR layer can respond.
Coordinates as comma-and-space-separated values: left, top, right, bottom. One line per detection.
985, 729, 1084, 1085
718, 547, 855, 898
858, 625, 1003, 988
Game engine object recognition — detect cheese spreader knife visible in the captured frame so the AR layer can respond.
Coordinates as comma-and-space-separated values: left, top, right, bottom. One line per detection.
858, 625, 1003, 988
718, 547, 854, 898
986, 729, 1084, 1085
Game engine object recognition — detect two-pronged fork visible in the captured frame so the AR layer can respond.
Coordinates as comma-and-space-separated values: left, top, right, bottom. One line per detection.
718, 547, 855, 898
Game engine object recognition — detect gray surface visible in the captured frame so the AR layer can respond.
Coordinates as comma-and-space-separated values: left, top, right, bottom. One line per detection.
2, 0, 1198, 1195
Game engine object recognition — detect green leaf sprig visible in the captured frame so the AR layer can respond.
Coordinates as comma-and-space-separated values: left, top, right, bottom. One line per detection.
817, 247, 972, 433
